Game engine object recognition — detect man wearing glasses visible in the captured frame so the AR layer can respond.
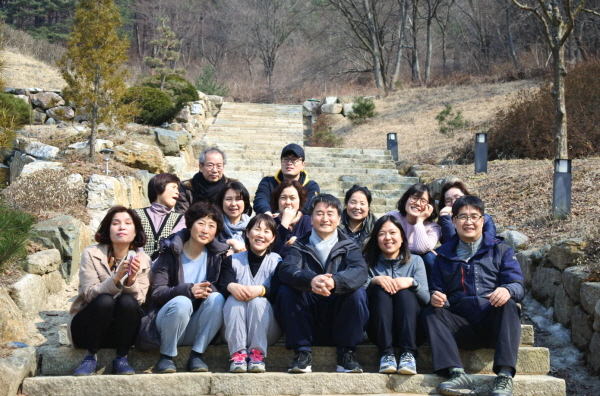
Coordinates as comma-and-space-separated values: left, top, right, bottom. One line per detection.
253, 143, 320, 216
424, 195, 524, 396
175, 147, 234, 213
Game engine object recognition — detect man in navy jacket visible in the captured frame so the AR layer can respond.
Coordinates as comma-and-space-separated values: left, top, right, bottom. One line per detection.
424, 195, 524, 396
276, 194, 368, 374
253, 143, 320, 215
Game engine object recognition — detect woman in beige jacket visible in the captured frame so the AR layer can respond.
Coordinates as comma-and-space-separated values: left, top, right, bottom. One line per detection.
68, 206, 151, 376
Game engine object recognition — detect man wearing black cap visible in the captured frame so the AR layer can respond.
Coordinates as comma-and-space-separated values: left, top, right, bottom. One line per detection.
253, 143, 320, 216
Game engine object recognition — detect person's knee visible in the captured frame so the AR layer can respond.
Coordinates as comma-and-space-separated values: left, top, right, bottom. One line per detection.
116, 293, 139, 311
167, 296, 194, 319
93, 293, 117, 312
204, 292, 225, 312
248, 297, 268, 311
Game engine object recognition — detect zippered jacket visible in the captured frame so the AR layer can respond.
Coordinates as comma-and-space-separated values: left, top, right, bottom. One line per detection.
431, 231, 525, 323
278, 230, 368, 294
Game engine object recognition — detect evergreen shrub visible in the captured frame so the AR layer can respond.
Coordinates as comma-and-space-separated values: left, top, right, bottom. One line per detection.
121, 86, 176, 126
0, 200, 35, 271
0, 93, 31, 126
348, 97, 377, 125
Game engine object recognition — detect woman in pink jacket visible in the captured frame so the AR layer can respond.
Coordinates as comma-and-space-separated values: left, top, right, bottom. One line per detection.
68, 206, 151, 376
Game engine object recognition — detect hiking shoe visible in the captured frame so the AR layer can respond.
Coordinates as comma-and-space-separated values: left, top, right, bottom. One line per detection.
248, 349, 266, 373
188, 351, 208, 372
492, 373, 514, 396
378, 354, 397, 374
73, 356, 97, 376
229, 350, 248, 373
112, 356, 135, 375
437, 369, 475, 396
336, 349, 363, 373
288, 350, 312, 373
397, 352, 417, 375
156, 355, 176, 374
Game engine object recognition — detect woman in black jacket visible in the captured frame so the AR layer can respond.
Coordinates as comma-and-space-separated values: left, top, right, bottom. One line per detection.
137, 201, 229, 374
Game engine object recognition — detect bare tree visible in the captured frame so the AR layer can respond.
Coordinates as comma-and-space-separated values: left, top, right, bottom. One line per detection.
423, 0, 447, 84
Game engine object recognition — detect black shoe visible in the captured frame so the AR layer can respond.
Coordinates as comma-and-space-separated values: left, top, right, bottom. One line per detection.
437, 369, 475, 396
156, 355, 176, 374
288, 350, 312, 373
492, 373, 513, 396
336, 349, 363, 373
187, 351, 209, 372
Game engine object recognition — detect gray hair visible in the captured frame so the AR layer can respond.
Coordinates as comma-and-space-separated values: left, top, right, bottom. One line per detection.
308, 194, 343, 216
199, 147, 227, 165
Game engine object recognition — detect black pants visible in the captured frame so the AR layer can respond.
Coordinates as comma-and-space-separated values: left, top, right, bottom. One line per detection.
276, 284, 369, 352
367, 286, 422, 356
71, 293, 142, 356
423, 299, 521, 376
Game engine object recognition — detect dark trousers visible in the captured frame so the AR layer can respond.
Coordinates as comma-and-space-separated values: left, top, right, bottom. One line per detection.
71, 293, 142, 356
276, 284, 369, 352
423, 299, 521, 376
366, 286, 421, 356
416, 252, 436, 287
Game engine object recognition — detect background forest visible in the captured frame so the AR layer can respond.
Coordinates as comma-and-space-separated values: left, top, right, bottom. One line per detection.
3, 0, 600, 103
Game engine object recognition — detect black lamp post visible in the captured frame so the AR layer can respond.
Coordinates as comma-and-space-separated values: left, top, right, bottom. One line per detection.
474, 133, 488, 173
387, 133, 398, 161
552, 159, 572, 220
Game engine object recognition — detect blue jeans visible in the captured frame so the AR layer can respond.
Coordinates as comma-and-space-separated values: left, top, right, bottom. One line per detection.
155, 293, 225, 357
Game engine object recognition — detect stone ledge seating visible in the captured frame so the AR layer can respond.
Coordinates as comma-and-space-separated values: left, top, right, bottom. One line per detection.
24, 102, 565, 396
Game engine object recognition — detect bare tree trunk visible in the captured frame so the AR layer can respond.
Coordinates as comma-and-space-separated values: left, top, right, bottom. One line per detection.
389, 0, 410, 91
363, 0, 385, 91
90, 67, 100, 159
552, 44, 568, 159
411, 1, 421, 82
425, 12, 433, 85
505, 1, 520, 70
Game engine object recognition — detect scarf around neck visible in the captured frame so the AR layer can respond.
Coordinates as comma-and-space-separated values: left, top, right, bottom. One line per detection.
309, 229, 339, 268
191, 172, 227, 204
222, 213, 251, 240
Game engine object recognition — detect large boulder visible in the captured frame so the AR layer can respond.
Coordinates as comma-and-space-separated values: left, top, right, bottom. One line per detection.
42, 271, 66, 295
46, 106, 75, 121
9, 274, 48, 318
206, 95, 224, 108
0, 288, 27, 344
175, 106, 191, 123
321, 103, 343, 114
303, 100, 321, 113
0, 347, 37, 396
86, 174, 130, 231
516, 247, 548, 289
580, 282, 600, 315
499, 230, 529, 251
190, 102, 203, 116
531, 267, 562, 307
32, 109, 47, 125
114, 141, 165, 173
553, 285, 575, 327
546, 238, 587, 271
25, 249, 62, 275
589, 332, 600, 374
155, 128, 191, 156
571, 305, 594, 350
66, 139, 113, 155
9, 152, 35, 183
563, 265, 591, 304
324, 96, 339, 104
342, 103, 355, 116
118, 175, 148, 209
19, 161, 64, 179
30, 92, 65, 109
31, 216, 91, 283
595, 299, 600, 332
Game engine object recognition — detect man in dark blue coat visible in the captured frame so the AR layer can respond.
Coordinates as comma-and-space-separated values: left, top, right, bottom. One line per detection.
253, 143, 320, 215
276, 194, 368, 374
424, 195, 524, 396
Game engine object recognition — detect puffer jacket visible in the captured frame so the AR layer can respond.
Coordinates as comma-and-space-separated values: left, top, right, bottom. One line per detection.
277, 230, 368, 295
431, 231, 525, 323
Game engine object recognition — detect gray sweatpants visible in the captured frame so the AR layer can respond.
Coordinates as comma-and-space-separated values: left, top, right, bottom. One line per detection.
223, 295, 281, 357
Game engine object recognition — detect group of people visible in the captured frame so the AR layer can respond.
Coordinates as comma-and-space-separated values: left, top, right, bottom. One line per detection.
68, 144, 524, 396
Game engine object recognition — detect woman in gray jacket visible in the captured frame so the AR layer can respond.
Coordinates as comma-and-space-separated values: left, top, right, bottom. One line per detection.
363, 215, 429, 375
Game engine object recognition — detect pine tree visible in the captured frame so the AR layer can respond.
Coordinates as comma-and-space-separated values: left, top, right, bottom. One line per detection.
58, 0, 131, 159
144, 19, 185, 90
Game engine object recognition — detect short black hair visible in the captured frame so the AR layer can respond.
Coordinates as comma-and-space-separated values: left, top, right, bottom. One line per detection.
308, 194, 343, 216
362, 215, 410, 267
148, 173, 181, 204
270, 180, 308, 213
184, 201, 224, 235
344, 185, 372, 206
243, 214, 278, 253
216, 181, 253, 216
396, 183, 438, 222
452, 195, 485, 217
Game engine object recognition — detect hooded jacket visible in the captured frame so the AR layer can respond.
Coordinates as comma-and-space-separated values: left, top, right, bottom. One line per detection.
277, 230, 368, 295
253, 170, 320, 215
431, 231, 525, 323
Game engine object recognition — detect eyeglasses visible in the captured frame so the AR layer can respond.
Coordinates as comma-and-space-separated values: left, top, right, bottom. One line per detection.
281, 157, 302, 165
444, 194, 464, 205
454, 214, 483, 222
409, 195, 428, 206
202, 163, 224, 170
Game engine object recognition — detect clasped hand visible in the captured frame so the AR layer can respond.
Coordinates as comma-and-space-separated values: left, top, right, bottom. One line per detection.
311, 274, 335, 296
372, 276, 413, 294
191, 281, 212, 299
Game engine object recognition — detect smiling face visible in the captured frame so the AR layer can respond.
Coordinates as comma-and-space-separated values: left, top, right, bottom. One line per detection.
346, 191, 369, 223
189, 216, 218, 248
452, 205, 484, 243
377, 220, 403, 259
199, 151, 225, 183
444, 187, 465, 207
156, 182, 180, 209
222, 188, 245, 223
246, 220, 276, 256
404, 191, 430, 222
109, 212, 136, 247
280, 155, 305, 180
278, 186, 300, 213
311, 202, 341, 240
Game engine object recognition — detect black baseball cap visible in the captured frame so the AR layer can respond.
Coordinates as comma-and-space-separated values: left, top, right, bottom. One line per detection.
281, 143, 305, 160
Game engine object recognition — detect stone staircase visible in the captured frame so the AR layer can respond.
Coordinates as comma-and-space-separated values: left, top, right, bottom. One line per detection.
194, 102, 416, 215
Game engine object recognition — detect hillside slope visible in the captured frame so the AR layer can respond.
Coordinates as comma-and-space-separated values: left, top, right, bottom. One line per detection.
3, 50, 65, 89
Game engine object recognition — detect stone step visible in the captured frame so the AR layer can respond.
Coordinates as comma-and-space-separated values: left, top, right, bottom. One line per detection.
305, 148, 391, 156
22, 373, 565, 396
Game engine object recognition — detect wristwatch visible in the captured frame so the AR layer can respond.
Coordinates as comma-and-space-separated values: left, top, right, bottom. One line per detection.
409, 279, 419, 290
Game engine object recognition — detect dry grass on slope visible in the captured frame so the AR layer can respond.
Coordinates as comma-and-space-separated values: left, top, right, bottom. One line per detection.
341, 80, 541, 165
3, 50, 66, 90
419, 158, 600, 255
